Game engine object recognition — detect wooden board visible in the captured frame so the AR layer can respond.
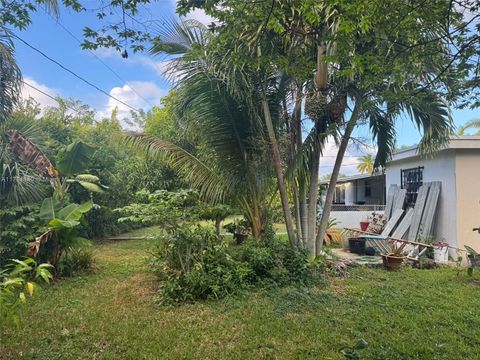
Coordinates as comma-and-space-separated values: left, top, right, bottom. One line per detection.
393, 188, 407, 212
407, 184, 430, 241
384, 185, 398, 220
381, 209, 404, 237
418, 181, 441, 240
365, 238, 390, 254
391, 207, 414, 239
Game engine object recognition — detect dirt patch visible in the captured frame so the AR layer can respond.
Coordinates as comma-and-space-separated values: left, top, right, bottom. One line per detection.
467, 279, 480, 287
113, 272, 158, 306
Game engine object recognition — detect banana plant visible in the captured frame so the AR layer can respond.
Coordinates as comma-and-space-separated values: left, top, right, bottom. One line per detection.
27, 197, 93, 267
6, 130, 108, 200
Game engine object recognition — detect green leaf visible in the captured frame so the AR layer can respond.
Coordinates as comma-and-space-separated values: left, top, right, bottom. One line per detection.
39, 197, 57, 220
48, 218, 80, 230
56, 141, 94, 176
77, 181, 105, 193
57, 200, 93, 222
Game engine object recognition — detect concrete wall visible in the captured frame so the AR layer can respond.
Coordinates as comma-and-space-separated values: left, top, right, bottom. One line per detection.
331, 211, 384, 229
385, 150, 457, 249
455, 149, 480, 253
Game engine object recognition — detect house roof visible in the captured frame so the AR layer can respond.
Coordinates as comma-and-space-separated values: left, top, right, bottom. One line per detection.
319, 173, 385, 185
391, 136, 480, 162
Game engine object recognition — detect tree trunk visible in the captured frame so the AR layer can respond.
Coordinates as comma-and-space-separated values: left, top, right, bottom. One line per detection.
292, 182, 302, 245
215, 217, 222, 236
261, 95, 297, 247
315, 100, 363, 254
306, 146, 320, 257
292, 87, 307, 246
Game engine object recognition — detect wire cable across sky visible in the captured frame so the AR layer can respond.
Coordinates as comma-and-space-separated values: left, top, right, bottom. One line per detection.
14, 33, 141, 113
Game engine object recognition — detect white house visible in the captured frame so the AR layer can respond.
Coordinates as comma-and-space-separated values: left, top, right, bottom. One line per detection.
326, 136, 480, 255
385, 136, 480, 256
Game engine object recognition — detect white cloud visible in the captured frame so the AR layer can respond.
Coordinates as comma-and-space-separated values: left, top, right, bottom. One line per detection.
21, 77, 59, 110
320, 138, 376, 176
98, 81, 168, 126
183, 8, 215, 25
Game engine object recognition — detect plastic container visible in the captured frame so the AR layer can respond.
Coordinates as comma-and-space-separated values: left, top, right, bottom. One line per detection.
349, 237, 366, 255
433, 242, 449, 263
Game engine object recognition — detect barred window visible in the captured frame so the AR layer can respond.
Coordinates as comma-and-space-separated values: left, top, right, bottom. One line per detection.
401, 166, 424, 206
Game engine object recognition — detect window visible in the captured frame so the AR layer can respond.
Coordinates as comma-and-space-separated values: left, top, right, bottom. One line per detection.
334, 184, 345, 204
401, 166, 424, 206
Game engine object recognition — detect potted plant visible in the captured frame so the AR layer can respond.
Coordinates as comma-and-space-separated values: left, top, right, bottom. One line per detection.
381, 240, 407, 270
223, 219, 250, 244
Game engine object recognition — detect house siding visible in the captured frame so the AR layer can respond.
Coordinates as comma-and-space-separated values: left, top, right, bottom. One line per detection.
455, 149, 480, 253
385, 150, 457, 249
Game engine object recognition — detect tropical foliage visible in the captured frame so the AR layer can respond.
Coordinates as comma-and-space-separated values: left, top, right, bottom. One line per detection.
0, 257, 53, 327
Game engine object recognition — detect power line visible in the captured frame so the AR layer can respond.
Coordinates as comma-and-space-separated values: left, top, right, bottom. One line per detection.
22, 80, 81, 113
13, 33, 141, 113
41, 8, 153, 108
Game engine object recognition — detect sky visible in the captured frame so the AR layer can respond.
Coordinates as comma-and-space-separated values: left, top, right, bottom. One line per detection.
13, 1, 480, 176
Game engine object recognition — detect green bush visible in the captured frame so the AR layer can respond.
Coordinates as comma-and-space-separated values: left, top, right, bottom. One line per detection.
80, 206, 141, 239
57, 246, 95, 277
152, 225, 320, 304
234, 239, 313, 285
153, 225, 251, 303
0, 205, 41, 265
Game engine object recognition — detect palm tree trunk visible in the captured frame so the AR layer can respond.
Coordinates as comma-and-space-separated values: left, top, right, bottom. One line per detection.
292, 182, 302, 245
261, 96, 296, 247
315, 100, 363, 253
306, 146, 320, 257
292, 87, 307, 246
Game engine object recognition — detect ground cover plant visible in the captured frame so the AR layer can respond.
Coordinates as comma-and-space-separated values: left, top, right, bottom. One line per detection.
2, 235, 480, 359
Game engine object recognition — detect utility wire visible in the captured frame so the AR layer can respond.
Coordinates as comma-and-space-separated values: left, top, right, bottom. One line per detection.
41, 8, 153, 108
22, 80, 82, 113
13, 34, 141, 113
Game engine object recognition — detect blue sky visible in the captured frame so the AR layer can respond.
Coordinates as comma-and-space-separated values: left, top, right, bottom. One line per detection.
13, 2, 480, 175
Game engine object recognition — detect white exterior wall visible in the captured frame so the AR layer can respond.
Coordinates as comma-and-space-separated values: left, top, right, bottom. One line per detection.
455, 149, 480, 254
385, 150, 457, 250
344, 182, 355, 205
331, 211, 383, 229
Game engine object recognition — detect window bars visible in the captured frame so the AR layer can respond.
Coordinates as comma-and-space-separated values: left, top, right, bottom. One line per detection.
401, 166, 424, 206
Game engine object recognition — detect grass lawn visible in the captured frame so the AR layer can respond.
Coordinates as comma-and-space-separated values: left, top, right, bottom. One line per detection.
2, 231, 480, 359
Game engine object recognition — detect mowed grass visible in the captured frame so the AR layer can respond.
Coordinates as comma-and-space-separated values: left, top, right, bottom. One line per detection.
2, 231, 480, 359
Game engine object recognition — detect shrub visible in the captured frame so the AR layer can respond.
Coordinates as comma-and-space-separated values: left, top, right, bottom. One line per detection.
153, 225, 320, 304
80, 206, 141, 240
0, 205, 41, 265
235, 239, 313, 285
153, 225, 252, 303
57, 246, 95, 277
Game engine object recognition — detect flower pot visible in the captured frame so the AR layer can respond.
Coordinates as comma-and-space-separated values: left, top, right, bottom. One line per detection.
360, 221, 369, 231
235, 233, 248, 245
381, 254, 404, 270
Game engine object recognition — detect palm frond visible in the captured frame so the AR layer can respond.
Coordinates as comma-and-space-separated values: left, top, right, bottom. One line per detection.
403, 92, 453, 155
125, 133, 237, 204
458, 119, 480, 136
150, 19, 209, 56
368, 105, 396, 170
0, 28, 22, 122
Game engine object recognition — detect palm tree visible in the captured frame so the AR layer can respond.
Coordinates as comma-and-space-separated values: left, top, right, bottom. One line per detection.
0, 117, 49, 205
458, 119, 480, 135
357, 154, 374, 174
0, 27, 22, 122
0, 2, 58, 121
127, 20, 276, 239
